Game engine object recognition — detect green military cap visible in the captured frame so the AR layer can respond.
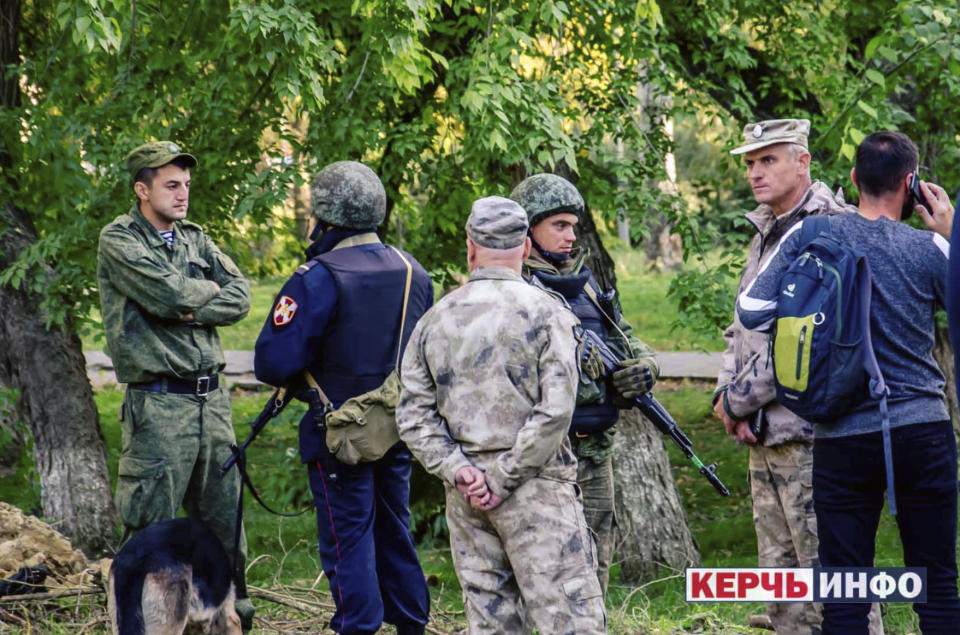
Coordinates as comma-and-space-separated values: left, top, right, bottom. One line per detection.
730, 119, 810, 155
466, 196, 529, 249
126, 141, 197, 178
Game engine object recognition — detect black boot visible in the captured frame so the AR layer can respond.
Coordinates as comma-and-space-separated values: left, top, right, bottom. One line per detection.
234, 558, 255, 632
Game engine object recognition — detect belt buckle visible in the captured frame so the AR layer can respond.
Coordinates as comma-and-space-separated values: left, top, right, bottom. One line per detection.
196, 376, 211, 397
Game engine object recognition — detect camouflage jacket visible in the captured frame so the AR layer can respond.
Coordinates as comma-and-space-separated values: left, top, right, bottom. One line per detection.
97, 204, 251, 383
716, 181, 852, 447
397, 265, 580, 499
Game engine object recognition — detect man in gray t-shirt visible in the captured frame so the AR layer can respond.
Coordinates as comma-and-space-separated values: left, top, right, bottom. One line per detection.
739, 131, 958, 633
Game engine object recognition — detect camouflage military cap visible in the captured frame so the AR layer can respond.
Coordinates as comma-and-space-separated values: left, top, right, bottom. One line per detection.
730, 119, 810, 155
509, 173, 584, 228
126, 141, 197, 178
466, 196, 529, 249
310, 161, 386, 229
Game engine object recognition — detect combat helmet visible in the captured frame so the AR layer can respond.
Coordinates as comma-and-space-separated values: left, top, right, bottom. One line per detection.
509, 173, 584, 228
310, 161, 386, 230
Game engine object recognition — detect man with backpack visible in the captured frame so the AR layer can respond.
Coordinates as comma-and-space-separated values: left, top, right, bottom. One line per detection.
714, 119, 861, 633
738, 131, 959, 633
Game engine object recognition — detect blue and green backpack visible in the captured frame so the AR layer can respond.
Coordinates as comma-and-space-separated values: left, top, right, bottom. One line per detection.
772, 214, 897, 513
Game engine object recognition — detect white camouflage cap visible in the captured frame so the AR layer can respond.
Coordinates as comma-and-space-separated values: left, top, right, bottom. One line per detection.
466, 196, 529, 249
730, 119, 810, 155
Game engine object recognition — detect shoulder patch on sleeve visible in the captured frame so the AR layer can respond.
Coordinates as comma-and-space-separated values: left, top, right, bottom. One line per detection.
933, 233, 950, 260
294, 258, 321, 276
217, 253, 242, 277
273, 295, 299, 326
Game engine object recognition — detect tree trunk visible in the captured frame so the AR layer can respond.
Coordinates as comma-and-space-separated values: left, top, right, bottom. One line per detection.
933, 325, 959, 437
612, 409, 700, 582
640, 217, 684, 271
0, 380, 26, 478
0, 205, 116, 555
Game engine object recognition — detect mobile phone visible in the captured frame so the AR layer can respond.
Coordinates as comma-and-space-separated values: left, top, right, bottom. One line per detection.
908, 170, 931, 218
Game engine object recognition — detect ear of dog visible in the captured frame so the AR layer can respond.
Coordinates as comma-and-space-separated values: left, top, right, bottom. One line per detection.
109, 518, 242, 635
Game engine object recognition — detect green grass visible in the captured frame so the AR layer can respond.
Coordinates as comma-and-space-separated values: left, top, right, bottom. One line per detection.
609, 247, 729, 352
0, 382, 934, 633
618, 382, 924, 634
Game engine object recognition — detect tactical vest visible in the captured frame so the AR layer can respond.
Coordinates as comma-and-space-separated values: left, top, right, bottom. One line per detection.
309, 246, 432, 403
532, 268, 619, 435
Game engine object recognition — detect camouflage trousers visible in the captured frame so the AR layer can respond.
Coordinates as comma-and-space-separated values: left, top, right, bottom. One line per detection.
751, 442, 883, 635
117, 384, 250, 616
446, 476, 606, 635
576, 453, 615, 595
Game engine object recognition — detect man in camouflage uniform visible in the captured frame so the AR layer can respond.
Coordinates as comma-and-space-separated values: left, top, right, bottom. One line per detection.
715, 120, 881, 634
397, 196, 606, 634
510, 173, 658, 594
97, 141, 254, 628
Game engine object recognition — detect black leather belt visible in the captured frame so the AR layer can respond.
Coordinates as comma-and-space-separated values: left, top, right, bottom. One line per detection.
130, 374, 219, 396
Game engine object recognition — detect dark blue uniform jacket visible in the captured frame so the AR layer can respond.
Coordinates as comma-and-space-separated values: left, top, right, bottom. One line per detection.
254, 234, 433, 462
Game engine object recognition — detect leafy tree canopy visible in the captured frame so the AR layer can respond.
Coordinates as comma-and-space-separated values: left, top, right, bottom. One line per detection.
3, 0, 959, 339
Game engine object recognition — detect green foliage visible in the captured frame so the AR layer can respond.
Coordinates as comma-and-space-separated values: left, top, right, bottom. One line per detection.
654, 0, 960, 337
6, 1, 960, 342
0, 388, 40, 515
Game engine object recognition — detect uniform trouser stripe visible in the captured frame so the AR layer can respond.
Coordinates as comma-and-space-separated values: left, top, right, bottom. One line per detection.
316, 460, 347, 633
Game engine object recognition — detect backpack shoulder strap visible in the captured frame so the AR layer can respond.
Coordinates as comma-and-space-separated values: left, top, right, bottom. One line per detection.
798, 214, 831, 248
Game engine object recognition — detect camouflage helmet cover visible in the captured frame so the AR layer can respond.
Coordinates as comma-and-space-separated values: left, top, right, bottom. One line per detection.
509, 173, 584, 228
310, 161, 386, 230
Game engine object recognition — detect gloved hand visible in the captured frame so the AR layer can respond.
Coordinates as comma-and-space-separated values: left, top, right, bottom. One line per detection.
611, 357, 657, 399
576, 332, 606, 381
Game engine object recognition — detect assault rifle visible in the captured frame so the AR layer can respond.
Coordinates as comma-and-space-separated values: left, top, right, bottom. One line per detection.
578, 327, 730, 497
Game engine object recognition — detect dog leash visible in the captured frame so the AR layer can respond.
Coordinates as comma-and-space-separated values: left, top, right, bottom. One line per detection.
230, 450, 313, 575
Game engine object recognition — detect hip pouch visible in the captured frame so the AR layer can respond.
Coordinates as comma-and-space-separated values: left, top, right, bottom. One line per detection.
324, 370, 401, 465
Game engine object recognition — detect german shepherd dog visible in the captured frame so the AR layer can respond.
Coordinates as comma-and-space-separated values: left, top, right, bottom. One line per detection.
108, 518, 243, 635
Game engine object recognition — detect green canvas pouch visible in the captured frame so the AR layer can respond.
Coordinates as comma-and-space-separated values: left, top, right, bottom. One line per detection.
322, 247, 412, 465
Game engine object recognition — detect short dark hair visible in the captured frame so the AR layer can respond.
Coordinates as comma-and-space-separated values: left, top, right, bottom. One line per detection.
853, 131, 918, 197
134, 156, 193, 186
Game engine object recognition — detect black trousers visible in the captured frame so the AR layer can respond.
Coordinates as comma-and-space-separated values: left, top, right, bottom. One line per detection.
814, 420, 960, 634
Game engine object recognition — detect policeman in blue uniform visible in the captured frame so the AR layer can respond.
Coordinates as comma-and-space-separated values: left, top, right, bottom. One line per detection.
254, 161, 432, 635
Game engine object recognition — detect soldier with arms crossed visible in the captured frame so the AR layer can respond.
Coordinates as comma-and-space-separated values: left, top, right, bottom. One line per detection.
97, 141, 254, 629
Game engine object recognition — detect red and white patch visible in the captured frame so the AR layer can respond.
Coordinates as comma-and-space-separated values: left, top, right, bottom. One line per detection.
273, 296, 298, 326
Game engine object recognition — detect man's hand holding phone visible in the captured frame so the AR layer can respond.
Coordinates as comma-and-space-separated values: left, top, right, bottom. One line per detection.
911, 174, 953, 239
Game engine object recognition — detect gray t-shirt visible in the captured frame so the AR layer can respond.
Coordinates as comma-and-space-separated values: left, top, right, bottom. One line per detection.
737, 213, 950, 437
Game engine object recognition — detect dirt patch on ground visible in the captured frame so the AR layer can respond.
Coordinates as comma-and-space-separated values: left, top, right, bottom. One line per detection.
0, 502, 90, 588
